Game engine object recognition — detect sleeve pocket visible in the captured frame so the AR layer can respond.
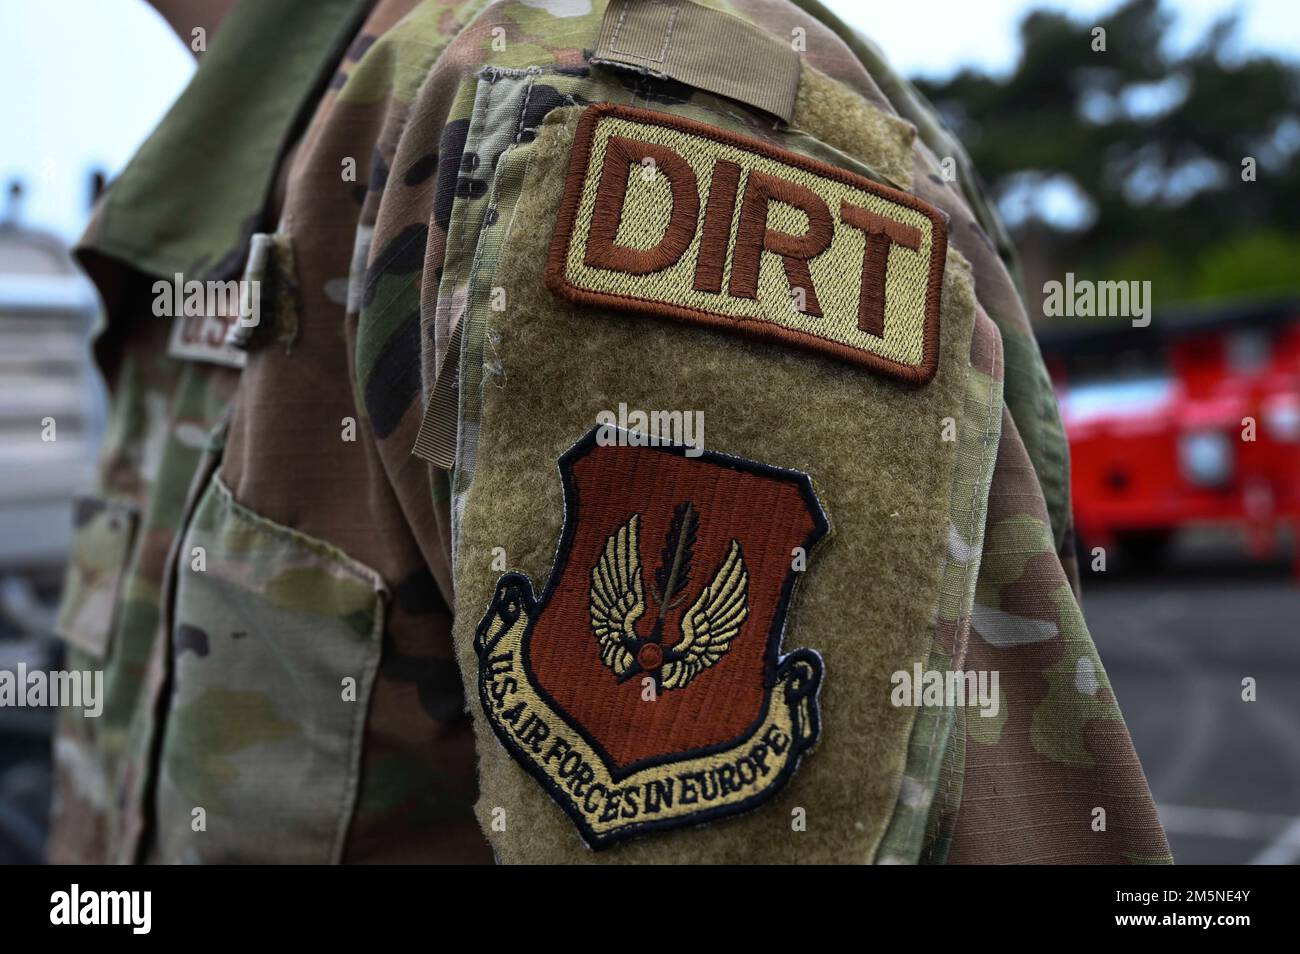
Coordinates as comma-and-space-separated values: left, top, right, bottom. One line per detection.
152, 474, 386, 864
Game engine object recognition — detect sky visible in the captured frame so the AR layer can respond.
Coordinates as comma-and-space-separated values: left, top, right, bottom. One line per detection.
0, 0, 1296, 243
828, 0, 1298, 78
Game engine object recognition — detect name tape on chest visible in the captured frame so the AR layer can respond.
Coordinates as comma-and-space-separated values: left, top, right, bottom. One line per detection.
166, 312, 248, 369
546, 104, 947, 383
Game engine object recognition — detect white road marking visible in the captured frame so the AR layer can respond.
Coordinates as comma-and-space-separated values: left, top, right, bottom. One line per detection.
1250, 816, 1300, 866
1160, 803, 1300, 862
1158, 803, 1295, 840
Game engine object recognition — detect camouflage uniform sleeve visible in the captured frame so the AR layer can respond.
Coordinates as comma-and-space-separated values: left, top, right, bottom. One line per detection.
783, 0, 1169, 863
856, 37, 1171, 870
941, 410, 1172, 863
358, 0, 1168, 864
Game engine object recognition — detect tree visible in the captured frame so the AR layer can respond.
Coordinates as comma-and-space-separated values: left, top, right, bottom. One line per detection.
914, 0, 1300, 310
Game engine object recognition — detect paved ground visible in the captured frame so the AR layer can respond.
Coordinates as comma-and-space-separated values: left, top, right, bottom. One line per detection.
1086, 547, 1300, 865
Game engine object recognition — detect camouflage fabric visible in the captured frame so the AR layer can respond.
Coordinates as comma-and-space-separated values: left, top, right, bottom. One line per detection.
876, 307, 1004, 864
155, 456, 387, 864
47, 0, 414, 863
946, 410, 1172, 863
48, 315, 239, 863
48, 0, 1168, 864
112, 0, 492, 863
54, 497, 139, 660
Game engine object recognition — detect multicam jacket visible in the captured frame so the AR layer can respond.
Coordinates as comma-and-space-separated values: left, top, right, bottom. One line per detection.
49, 0, 1171, 864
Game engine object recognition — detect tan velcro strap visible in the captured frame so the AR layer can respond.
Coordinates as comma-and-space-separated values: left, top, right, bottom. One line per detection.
592, 0, 801, 123
411, 318, 464, 469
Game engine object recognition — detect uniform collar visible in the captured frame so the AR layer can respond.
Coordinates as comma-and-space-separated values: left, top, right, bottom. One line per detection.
77, 0, 373, 284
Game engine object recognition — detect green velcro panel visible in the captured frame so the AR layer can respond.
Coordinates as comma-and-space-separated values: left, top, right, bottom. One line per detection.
451, 100, 981, 862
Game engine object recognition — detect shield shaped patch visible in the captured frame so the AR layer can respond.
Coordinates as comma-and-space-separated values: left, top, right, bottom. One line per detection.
474, 427, 829, 849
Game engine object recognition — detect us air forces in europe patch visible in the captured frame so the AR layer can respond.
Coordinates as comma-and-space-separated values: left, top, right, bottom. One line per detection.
474, 429, 830, 848
546, 104, 949, 384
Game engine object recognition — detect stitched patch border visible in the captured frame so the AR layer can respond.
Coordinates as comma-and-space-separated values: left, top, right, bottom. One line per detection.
474, 427, 830, 849
545, 103, 948, 384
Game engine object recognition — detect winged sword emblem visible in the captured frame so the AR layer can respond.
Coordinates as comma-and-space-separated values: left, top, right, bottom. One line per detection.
474, 431, 829, 848
589, 504, 749, 690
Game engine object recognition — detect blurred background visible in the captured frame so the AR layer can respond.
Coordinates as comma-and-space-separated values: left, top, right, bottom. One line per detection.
0, 0, 1297, 863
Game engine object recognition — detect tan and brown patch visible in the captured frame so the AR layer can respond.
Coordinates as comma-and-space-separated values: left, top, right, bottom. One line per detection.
546, 104, 948, 383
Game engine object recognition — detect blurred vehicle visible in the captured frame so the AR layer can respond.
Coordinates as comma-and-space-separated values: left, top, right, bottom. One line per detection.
0, 197, 104, 863
1040, 299, 1300, 573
